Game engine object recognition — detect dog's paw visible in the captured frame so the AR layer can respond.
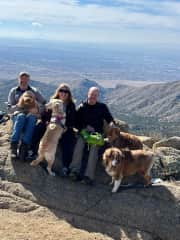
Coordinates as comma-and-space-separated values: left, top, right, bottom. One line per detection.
30, 160, 37, 166
109, 180, 114, 186
50, 172, 56, 177
112, 188, 118, 193
47, 168, 56, 176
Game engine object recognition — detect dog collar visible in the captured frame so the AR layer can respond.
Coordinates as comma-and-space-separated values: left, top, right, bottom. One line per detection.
50, 115, 65, 129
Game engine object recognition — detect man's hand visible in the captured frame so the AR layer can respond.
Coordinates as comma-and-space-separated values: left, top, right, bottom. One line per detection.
109, 121, 116, 128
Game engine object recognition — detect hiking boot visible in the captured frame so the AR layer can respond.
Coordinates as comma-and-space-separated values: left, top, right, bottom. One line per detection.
25, 150, 38, 162
19, 142, 29, 161
60, 167, 69, 177
69, 170, 82, 181
10, 142, 18, 159
81, 176, 94, 186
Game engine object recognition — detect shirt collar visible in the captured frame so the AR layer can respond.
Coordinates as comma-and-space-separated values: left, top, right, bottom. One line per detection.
16, 85, 32, 91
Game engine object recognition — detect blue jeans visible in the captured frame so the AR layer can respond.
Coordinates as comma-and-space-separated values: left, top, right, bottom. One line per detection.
11, 113, 37, 145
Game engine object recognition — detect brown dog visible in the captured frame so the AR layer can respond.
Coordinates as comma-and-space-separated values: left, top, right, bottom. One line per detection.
103, 147, 155, 192
107, 127, 143, 150
30, 99, 66, 176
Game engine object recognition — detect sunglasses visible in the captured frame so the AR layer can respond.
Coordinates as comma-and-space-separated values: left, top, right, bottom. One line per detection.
59, 89, 69, 94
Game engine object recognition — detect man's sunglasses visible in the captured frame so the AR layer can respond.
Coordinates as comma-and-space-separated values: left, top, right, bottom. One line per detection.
59, 89, 69, 94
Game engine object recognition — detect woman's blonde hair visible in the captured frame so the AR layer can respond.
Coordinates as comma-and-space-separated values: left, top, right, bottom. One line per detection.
51, 83, 74, 103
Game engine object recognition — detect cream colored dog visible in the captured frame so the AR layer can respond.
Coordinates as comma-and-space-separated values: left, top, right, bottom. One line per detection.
103, 147, 155, 193
31, 99, 66, 176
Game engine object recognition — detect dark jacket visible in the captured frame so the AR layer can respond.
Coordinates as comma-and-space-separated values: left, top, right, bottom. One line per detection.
65, 101, 76, 129
76, 101, 114, 133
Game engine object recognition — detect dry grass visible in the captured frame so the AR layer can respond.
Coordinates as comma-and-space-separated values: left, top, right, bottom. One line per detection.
0, 209, 113, 240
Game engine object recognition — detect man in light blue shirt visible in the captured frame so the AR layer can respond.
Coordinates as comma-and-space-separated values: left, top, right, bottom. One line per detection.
8, 72, 46, 161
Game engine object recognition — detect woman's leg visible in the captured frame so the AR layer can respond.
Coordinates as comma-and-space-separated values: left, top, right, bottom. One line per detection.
30, 121, 47, 156
60, 129, 75, 169
69, 136, 85, 174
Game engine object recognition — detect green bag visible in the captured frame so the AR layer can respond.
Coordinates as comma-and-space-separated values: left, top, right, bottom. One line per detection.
80, 129, 105, 146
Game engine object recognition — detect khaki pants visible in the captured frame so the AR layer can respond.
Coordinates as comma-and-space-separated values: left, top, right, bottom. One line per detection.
70, 136, 99, 180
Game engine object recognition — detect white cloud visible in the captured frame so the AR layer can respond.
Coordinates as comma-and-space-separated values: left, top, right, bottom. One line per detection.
0, 0, 179, 44
32, 22, 43, 27
0, 0, 179, 29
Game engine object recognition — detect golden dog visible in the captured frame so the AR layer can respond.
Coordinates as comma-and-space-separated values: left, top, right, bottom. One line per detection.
16, 90, 40, 118
107, 127, 143, 150
103, 147, 155, 193
30, 99, 66, 176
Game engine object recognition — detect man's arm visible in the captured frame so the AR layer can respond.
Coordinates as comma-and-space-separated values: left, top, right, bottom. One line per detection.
103, 104, 114, 124
31, 87, 46, 104
66, 102, 76, 128
7, 88, 19, 114
8, 88, 16, 106
75, 103, 84, 131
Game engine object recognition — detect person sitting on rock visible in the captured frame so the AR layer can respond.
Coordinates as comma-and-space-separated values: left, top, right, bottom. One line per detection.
50, 83, 76, 176
69, 86, 115, 185
8, 72, 46, 161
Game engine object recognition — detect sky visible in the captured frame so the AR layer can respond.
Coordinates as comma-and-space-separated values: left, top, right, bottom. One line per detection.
0, 0, 180, 45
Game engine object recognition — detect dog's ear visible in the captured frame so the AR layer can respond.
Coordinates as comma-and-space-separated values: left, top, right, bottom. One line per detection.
102, 148, 111, 166
17, 94, 24, 107
114, 127, 120, 137
109, 127, 120, 139
102, 151, 108, 166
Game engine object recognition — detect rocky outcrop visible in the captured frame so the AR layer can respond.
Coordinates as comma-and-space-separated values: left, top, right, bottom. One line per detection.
153, 136, 180, 150
152, 147, 180, 180
150, 137, 180, 180
0, 122, 180, 240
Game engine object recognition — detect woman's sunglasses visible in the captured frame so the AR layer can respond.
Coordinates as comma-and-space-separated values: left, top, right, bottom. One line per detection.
59, 89, 69, 94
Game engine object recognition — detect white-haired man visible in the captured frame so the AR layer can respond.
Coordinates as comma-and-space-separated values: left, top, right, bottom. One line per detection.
69, 86, 114, 185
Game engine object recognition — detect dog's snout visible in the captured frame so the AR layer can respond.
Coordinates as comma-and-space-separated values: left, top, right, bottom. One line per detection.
55, 103, 60, 107
24, 98, 32, 103
112, 159, 118, 167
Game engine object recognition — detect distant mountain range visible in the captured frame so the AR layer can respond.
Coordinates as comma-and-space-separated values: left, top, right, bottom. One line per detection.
105, 81, 180, 122
1, 78, 180, 136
